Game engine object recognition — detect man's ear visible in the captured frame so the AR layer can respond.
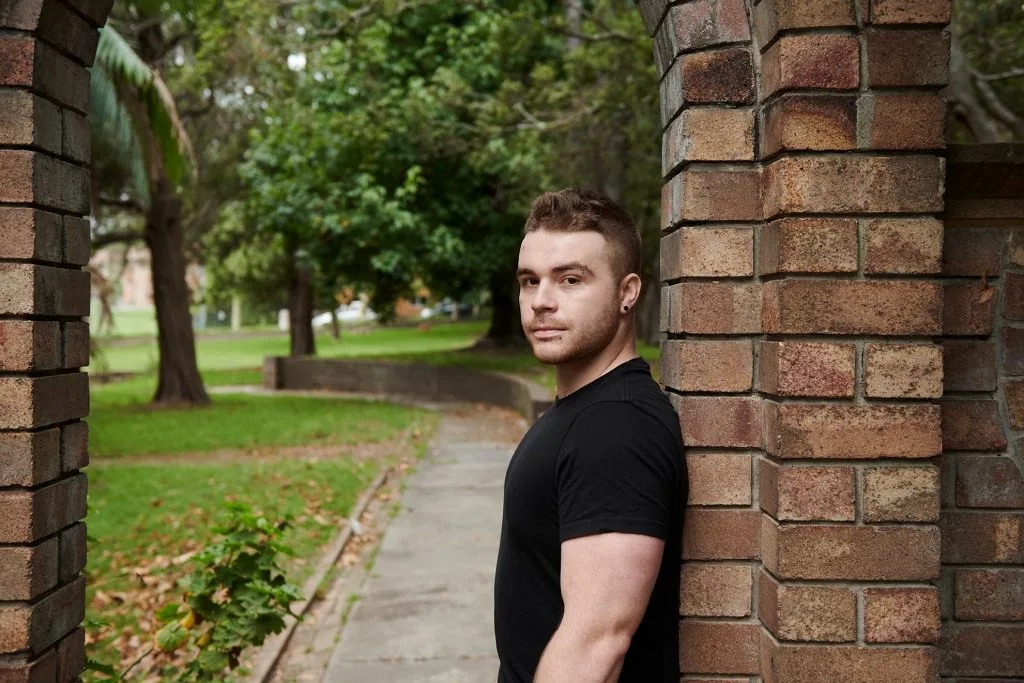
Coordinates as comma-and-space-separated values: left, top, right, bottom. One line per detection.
621, 273, 642, 312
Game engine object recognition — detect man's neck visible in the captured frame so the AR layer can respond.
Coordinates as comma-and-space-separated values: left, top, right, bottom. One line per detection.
555, 331, 639, 399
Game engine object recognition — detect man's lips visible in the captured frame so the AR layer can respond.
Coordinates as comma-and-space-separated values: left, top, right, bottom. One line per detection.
530, 327, 566, 339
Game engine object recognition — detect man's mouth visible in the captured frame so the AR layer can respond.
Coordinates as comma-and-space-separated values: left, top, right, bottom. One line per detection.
530, 327, 566, 340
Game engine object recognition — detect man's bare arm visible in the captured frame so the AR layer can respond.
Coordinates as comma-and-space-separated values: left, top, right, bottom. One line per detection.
533, 532, 664, 683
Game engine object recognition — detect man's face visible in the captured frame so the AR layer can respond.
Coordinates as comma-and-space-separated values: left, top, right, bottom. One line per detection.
517, 229, 622, 365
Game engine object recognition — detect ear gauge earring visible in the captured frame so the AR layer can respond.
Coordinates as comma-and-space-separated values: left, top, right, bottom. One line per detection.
623, 305, 629, 312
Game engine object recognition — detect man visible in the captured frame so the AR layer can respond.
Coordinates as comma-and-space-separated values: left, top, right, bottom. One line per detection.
493, 188, 687, 683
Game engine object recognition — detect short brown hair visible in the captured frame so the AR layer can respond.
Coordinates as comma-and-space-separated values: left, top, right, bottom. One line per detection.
524, 188, 642, 280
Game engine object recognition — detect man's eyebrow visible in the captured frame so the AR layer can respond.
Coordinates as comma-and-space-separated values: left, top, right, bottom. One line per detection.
552, 262, 593, 275
516, 267, 536, 278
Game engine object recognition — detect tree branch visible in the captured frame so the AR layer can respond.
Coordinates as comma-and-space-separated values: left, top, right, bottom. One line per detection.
92, 230, 145, 250
551, 28, 635, 44
99, 196, 146, 213
979, 67, 1024, 82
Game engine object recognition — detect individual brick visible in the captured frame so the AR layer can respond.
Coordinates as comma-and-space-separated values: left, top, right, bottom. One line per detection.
762, 280, 942, 335
680, 621, 760, 675
675, 168, 762, 221
760, 460, 856, 521
658, 285, 670, 332
0, 474, 88, 544
62, 321, 90, 370
763, 155, 944, 218
762, 94, 857, 157
860, 93, 945, 150
0, 320, 61, 372
764, 402, 942, 459
762, 34, 860, 97
758, 570, 856, 642
0, 151, 90, 213
758, 218, 857, 274
661, 340, 752, 393
1007, 379, 1024, 429
762, 517, 940, 580
660, 58, 683, 123
955, 456, 1024, 508
666, 107, 755, 165
0, 37, 90, 113
940, 511, 1024, 564
63, 216, 91, 266
678, 396, 761, 448
1005, 272, 1024, 320
754, 0, 856, 46
866, 29, 950, 87
638, 0, 669, 35
56, 628, 86, 683
681, 564, 752, 617
942, 341, 997, 391
0, 428, 60, 487
0, 649, 58, 681
941, 226, 1004, 276
759, 342, 855, 398
760, 635, 939, 683
0, 207, 63, 263
60, 421, 89, 473
668, 0, 750, 53
864, 343, 943, 398
679, 48, 755, 104
0, 90, 61, 154
61, 109, 91, 164
686, 453, 752, 506
683, 509, 761, 560
669, 283, 761, 334
942, 400, 1007, 452
955, 569, 1024, 621
863, 466, 941, 523
35, 0, 101, 66
0, 374, 90, 430
940, 624, 1024, 678
943, 283, 995, 336
0, 576, 85, 655
0, 0, 45, 29
0, 263, 91, 317
864, 587, 941, 644
58, 523, 87, 584
0, 538, 58, 601
661, 226, 754, 279
869, 0, 951, 24
1003, 327, 1024, 375
864, 218, 943, 274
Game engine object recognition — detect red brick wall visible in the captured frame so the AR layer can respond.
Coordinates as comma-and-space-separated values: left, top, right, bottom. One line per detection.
0, 0, 111, 679
939, 144, 1024, 680
642, 0, 954, 679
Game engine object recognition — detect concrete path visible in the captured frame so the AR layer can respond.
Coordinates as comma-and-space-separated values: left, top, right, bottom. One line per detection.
321, 408, 521, 683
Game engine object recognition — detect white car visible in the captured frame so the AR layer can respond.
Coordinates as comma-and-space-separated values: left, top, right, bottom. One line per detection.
311, 302, 377, 328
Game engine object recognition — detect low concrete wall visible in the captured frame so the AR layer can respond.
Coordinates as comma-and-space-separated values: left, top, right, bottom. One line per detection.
263, 356, 553, 422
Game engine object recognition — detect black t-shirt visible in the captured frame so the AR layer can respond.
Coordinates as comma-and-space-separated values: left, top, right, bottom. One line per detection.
493, 357, 686, 683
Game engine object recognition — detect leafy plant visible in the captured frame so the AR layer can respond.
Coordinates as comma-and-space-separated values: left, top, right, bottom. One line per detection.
87, 502, 302, 681
154, 501, 302, 680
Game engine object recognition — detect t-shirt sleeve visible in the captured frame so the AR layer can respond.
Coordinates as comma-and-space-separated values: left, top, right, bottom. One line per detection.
555, 402, 680, 543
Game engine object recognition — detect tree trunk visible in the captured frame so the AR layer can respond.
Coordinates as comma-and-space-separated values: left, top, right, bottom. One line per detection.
146, 184, 210, 405
289, 261, 316, 357
481, 275, 526, 348
329, 307, 341, 340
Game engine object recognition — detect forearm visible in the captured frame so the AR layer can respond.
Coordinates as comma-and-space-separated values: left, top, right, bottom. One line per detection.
533, 625, 630, 683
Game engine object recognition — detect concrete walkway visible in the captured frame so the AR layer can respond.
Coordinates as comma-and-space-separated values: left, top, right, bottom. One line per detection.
322, 408, 520, 682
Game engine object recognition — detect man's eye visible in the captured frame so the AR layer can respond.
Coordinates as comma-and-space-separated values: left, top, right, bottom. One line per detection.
563, 277, 580, 285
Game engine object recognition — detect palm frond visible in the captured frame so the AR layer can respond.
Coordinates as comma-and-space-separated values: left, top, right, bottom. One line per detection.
90, 24, 195, 204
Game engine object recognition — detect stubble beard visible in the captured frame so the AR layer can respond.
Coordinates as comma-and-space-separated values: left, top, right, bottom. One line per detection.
527, 303, 620, 366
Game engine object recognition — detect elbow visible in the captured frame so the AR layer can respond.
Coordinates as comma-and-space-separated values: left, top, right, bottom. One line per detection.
585, 625, 633, 667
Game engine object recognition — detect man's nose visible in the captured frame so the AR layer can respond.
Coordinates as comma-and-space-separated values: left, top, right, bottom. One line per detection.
531, 281, 556, 312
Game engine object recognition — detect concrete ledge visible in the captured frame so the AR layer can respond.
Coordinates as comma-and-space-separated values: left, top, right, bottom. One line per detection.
263, 356, 553, 422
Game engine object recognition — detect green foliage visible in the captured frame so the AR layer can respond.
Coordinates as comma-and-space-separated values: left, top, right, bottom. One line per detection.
153, 502, 303, 680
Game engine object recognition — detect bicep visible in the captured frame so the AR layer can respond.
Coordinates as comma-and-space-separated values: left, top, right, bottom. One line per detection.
559, 532, 664, 636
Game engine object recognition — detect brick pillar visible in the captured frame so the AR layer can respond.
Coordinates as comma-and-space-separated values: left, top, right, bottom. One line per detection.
0, 0, 111, 679
642, 0, 951, 679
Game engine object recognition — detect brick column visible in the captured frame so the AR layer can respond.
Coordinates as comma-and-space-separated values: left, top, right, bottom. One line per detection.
642, 0, 951, 679
0, 0, 110, 679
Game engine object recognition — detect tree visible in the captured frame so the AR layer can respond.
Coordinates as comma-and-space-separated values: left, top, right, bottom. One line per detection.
91, 21, 209, 404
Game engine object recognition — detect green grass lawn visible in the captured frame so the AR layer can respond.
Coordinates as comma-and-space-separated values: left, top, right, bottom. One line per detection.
90, 374, 427, 458
90, 320, 490, 374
